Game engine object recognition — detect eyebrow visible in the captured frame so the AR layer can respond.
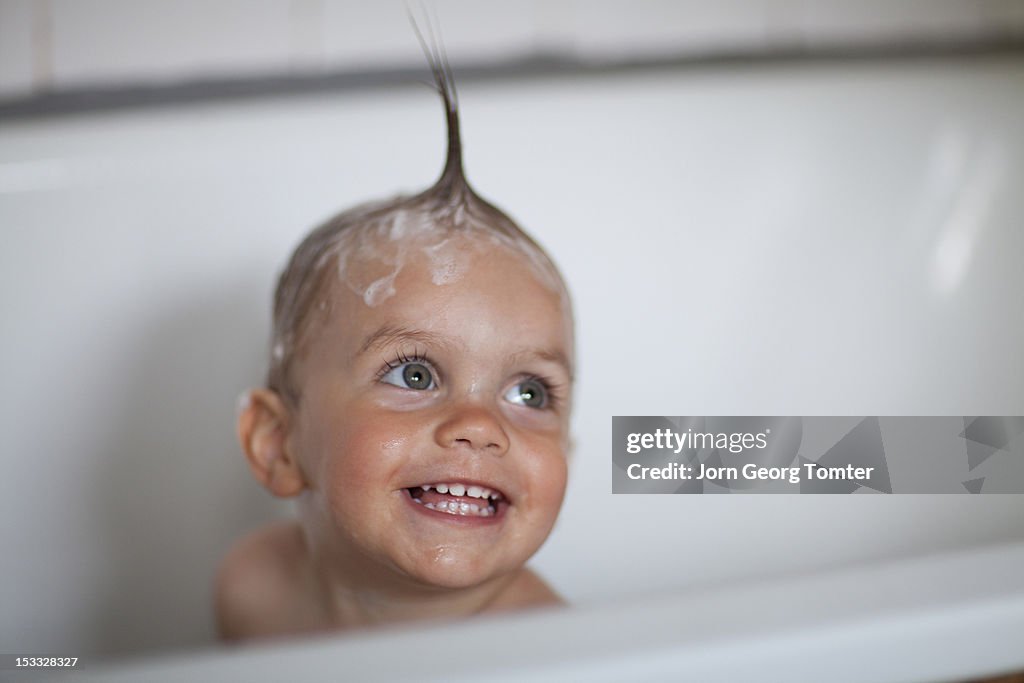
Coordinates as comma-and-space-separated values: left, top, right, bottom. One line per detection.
358, 325, 447, 355
508, 348, 574, 381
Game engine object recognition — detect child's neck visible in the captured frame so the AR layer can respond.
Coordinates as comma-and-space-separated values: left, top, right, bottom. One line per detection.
301, 534, 562, 631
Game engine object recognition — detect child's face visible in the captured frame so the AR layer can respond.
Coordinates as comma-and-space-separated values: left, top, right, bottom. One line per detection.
287, 234, 572, 590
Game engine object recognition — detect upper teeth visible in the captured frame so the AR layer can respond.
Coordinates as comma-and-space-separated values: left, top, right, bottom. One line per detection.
421, 483, 501, 501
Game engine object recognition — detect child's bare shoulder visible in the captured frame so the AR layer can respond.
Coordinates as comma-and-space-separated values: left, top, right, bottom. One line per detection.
214, 521, 315, 641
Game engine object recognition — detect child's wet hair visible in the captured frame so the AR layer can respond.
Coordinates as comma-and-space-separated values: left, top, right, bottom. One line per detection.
267, 25, 568, 404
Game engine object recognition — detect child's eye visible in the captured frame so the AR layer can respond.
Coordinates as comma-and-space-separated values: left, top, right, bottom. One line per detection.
504, 378, 548, 409
380, 362, 435, 391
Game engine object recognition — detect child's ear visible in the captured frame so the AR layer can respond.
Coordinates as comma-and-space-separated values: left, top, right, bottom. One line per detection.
237, 389, 306, 497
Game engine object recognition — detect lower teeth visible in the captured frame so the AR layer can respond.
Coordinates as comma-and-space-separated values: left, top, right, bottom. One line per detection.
420, 500, 493, 517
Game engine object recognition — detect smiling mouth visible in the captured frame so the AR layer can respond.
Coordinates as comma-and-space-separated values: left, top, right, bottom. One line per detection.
406, 482, 505, 518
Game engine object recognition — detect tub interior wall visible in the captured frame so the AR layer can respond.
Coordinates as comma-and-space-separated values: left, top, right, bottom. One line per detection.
1, 54, 1023, 657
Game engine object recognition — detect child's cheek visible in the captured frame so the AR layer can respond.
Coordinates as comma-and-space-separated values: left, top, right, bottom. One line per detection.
317, 412, 405, 488
516, 430, 569, 487
520, 441, 569, 529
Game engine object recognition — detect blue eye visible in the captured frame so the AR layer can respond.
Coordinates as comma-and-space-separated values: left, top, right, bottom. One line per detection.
381, 362, 435, 390
504, 378, 548, 409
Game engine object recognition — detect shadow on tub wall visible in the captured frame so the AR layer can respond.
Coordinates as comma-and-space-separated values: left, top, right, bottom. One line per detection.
83, 275, 286, 655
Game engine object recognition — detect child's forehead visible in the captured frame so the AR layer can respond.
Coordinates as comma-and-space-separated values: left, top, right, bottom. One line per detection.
317, 232, 572, 352
334, 229, 566, 311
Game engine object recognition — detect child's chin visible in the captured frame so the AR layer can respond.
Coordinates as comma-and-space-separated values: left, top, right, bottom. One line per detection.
404, 558, 507, 591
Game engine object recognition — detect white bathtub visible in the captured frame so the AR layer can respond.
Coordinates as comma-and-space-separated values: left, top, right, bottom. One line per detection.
51, 540, 1024, 682
2, 52, 1023, 678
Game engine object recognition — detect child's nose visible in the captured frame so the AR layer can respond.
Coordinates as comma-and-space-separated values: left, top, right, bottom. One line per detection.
433, 402, 510, 455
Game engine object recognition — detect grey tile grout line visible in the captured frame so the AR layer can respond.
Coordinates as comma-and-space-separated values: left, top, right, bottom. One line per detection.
2, 37, 1023, 122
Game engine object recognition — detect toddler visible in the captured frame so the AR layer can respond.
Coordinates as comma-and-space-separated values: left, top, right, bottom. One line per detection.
215, 53, 574, 642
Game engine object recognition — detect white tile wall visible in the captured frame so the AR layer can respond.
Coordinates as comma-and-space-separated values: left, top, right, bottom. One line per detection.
287, 0, 324, 70
1, 0, 1022, 101
0, 0, 35, 97
566, 0, 772, 59
49, 0, 293, 88
793, 0, 987, 47
318, 2, 432, 69
320, 0, 542, 68
979, 0, 1024, 33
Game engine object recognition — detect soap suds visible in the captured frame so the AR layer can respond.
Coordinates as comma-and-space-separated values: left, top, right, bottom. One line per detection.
361, 271, 399, 307
321, 205, 565, 309
422, 238, 463, 285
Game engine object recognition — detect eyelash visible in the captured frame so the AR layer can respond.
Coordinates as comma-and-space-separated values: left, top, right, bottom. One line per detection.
375, 350, 564, 411
523, 374, 563, 411
376, 348, 435, 380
